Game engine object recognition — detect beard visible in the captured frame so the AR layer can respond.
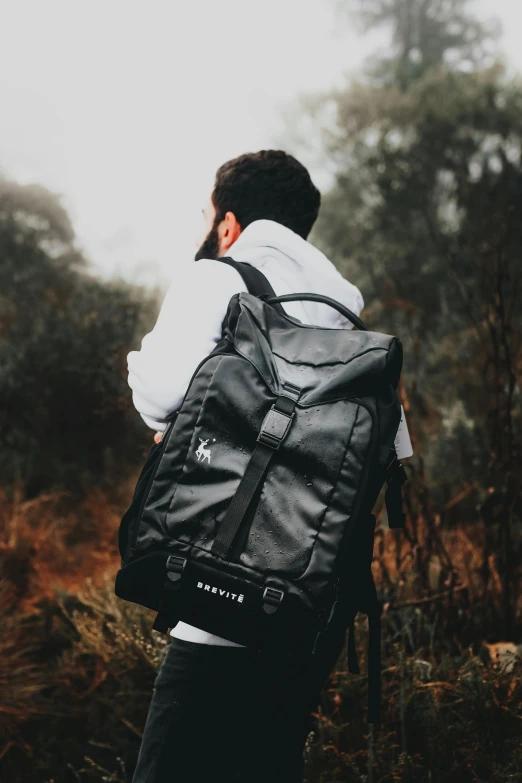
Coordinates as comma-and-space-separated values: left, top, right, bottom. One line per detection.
195, 223, 221, 261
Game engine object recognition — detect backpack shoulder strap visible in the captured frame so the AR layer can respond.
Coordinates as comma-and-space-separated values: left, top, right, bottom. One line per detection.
217, 256, 285, 314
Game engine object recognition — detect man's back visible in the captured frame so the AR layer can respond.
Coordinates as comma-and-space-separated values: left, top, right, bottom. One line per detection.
127, 218, 364, 647
128, 219, 363, 431
218, 218, 363, 328
127, 150, 365, 783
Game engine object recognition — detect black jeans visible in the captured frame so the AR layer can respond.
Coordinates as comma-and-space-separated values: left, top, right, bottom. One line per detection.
131, 635, 336, 783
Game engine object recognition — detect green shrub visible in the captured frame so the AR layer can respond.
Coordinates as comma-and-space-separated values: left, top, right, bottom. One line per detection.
0, 175, 159, 494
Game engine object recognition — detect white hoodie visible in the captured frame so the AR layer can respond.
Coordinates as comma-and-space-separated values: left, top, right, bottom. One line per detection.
127, 218, 364, 646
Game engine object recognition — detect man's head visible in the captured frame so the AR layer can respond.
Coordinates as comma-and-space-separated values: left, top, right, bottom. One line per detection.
195, 150, 321, 261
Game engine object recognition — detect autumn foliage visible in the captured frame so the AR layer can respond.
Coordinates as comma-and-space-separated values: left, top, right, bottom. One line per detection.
1, 484, 521, 782
2, 1, 522, 780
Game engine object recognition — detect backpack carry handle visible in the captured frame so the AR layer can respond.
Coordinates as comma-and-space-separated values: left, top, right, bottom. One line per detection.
265, 293, 367, 331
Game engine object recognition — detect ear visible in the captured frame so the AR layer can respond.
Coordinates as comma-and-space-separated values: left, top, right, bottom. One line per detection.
218, 211, 242, 253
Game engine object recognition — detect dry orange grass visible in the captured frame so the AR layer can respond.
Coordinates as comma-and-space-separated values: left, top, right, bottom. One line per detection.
0, 579, 49, 765
0, 477, 520, 778
0, 483, 131, 612
0, 484, 521, 781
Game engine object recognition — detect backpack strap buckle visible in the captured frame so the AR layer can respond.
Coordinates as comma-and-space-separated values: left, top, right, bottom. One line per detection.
151, 556, 187, 634
262, 586, 284, 614
257, 406, 294, 450
166, 555, 186, 583
256, 382, 300, 450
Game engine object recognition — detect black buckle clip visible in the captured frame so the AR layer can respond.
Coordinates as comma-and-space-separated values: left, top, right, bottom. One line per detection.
257, 406, 294, 450
262, 586, 284, 614
166, 555, 186, 584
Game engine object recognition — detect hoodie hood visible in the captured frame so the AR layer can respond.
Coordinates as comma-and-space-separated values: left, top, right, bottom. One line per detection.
225, 219, 364, 329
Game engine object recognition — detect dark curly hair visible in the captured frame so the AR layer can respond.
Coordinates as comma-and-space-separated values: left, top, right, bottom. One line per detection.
212, 150, 321, 240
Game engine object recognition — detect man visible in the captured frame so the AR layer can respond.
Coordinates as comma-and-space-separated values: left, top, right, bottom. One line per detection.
127, 150, 364, 783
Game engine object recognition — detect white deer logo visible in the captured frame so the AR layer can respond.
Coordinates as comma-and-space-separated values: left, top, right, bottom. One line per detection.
195, 438, 212, 464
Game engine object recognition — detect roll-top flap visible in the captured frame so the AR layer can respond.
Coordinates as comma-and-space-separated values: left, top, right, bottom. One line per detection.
226, 293, 402, 405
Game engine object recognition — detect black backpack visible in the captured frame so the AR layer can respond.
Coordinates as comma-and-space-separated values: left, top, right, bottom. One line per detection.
115, 258, 407, 722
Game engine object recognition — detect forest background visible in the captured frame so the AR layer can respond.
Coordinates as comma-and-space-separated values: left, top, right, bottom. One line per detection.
1, 1, 521, 781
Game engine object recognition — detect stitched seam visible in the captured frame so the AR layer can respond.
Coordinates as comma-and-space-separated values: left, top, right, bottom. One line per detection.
271, 345, 388, 368
294, 403, 362, 579
233, 403, 364, 583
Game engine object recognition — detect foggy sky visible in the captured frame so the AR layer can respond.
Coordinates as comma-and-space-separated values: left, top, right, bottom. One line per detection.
1, 0, 520, 288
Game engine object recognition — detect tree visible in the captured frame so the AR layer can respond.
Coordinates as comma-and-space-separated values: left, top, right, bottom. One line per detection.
341, 0, 499, 86
0, 176, 158, 494
297, 0, 522, 635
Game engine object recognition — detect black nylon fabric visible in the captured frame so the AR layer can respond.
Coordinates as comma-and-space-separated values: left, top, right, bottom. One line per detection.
227, 295, 402, 403
129, 353, 372, 587
211, 381, 301, 560
116, 290, 404, 693
210, 440, 276, 560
